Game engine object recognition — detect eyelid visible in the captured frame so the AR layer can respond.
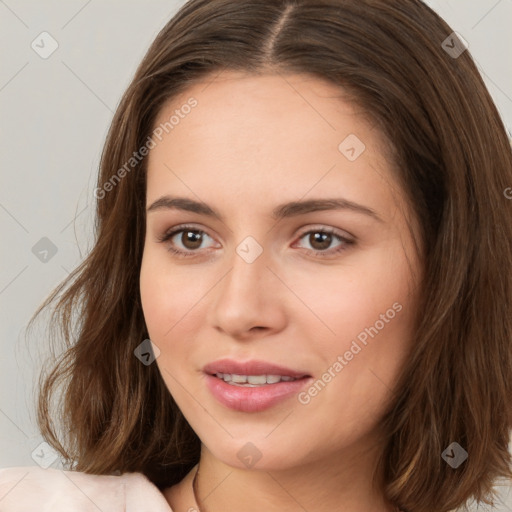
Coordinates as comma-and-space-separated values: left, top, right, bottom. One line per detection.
294, 224, 355, 242
156, 223, 218, 246
157, 223, 354, 242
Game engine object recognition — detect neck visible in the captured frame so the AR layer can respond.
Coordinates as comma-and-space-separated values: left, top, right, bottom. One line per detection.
190, 441, 396, 512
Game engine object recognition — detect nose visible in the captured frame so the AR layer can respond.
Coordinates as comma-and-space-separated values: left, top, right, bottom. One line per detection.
208, 245, 288, 340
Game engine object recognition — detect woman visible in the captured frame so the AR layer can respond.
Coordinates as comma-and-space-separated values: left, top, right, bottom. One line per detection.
1, 0, 511, 511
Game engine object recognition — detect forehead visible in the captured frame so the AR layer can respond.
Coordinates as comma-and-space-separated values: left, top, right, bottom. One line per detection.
153, 70, 373, 140
145, 71, 413, 232
149, 72, 391, 181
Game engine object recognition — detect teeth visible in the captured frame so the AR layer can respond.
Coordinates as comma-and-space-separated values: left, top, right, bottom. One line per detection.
247, 375, 267, 385
214, 373, 298, 386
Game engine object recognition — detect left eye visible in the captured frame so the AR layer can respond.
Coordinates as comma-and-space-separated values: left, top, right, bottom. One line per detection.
293, 228, 354, 256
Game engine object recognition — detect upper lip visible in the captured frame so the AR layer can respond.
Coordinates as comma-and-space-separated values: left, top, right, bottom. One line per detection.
203, 359, 310, 379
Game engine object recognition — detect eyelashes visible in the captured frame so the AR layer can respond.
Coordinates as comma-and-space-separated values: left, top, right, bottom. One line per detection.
157, 224, 355, 259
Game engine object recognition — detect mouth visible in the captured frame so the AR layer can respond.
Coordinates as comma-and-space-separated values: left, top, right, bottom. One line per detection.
203, 359, 313, 412
212, 372, 303, 386
203, 358, 310, 380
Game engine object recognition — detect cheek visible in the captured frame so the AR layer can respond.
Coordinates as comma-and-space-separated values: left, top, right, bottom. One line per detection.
297, 247, 416, 428
294, 243, 416, 408
140, 248, 204, 340
139, 250, 203, 400
292, 243, 415, 349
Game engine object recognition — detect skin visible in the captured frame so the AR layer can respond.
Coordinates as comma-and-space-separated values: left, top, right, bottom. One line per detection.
139, 70, 423, 512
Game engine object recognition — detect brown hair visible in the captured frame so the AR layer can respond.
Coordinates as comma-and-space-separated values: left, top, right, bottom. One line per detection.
32, 1, 512, 510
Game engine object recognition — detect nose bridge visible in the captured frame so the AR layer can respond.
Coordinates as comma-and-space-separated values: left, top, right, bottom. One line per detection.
223, 237, 270, 300
210, 236, 286, 336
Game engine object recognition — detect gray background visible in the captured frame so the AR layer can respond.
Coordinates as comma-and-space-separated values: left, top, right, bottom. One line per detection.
1, 0, 512, 508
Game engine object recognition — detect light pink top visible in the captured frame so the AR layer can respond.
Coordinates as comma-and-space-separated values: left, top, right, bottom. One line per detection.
0, 466, 174, 511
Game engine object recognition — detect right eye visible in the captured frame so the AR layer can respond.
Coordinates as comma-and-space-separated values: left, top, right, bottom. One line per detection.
157, 225, 219, 258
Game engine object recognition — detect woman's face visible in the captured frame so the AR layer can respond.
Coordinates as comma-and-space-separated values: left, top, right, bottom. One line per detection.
140, 71, 422, 470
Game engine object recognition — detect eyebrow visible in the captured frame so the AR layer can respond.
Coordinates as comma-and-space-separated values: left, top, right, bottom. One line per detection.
147, 195, 383, 223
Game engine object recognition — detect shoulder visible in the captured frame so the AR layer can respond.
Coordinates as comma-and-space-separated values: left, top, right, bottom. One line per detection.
0, 466, 173, 512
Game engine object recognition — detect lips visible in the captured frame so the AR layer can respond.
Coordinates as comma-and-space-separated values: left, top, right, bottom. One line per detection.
203, 359, 310, 379
203, 359, 313, 412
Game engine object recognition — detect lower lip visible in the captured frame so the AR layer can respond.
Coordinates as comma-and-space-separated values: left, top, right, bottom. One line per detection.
204, 374, 312, 412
